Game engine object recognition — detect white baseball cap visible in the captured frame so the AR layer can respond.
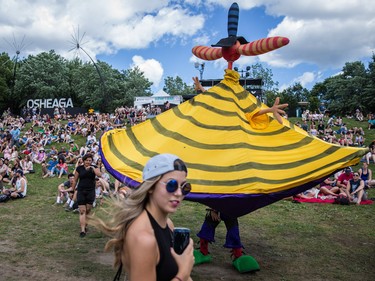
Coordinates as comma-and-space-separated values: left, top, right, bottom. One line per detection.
142, 154, 186, 180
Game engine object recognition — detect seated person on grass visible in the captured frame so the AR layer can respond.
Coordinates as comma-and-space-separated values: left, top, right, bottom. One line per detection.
368, 117, 375, 129
294, 186, 320, 199
319, 177, 339, 197
358, 162, 375, 189
55, 173, 75, 205
345, 172, 366, 205
336, 167, 353, 193
55, 158, 69, 178
364, 142, 375, 165
113, 178, 133, 198
2, 170, 27, 199
65, 150, 80, 165
43, 156, 58, 178
0, 158, 9, 188
95, 176, 110, 196
21, 155, 35, 174
93, 178, 106, 207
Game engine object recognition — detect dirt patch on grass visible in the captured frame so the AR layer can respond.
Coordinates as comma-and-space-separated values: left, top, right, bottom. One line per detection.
94, 251, 114, 266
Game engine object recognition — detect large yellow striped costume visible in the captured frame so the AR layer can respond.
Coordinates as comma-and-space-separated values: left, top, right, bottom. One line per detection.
100, 69, 368, 217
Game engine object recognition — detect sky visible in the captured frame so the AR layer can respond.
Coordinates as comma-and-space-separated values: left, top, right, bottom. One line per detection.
0, 0, 374, 94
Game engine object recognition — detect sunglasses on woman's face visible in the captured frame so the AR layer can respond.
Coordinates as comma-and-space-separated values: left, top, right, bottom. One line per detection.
160, 179, 191, 195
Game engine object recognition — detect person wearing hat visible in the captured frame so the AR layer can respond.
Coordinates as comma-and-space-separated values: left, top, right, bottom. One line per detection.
90, 153, 194, 281
34, 148, 47, 164
336, 167, 354, 193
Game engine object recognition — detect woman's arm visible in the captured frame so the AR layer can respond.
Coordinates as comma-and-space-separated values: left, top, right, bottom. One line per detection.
93, 166, 102, 178
351, 180, 365, 195
345, 181, 351, 197
127, 230, 158, 280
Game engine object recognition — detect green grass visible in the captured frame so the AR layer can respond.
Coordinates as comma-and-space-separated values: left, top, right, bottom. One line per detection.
0, 117, 375, 280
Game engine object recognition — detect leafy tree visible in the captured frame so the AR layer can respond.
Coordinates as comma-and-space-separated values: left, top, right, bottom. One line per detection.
163, 76, 194, 95
249, 63, 279, 92
322, 61, 370, 116
0, 53, 14, 113
240, 63, 281, 106
14, 50, 70, 110
66, 57, 85, 106
362, 53, 375, 114
74, 61, 103, 110
118, 67, 153, 105
277, 83, 310, 117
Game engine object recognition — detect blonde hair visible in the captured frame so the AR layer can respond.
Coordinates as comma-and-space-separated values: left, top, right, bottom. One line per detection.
89, 176, 161, 268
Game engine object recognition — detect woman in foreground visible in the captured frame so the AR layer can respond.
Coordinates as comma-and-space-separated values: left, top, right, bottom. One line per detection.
90, 153, 194, 281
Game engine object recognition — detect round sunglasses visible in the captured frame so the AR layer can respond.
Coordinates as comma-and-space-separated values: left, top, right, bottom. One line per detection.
160, 179, 191, 195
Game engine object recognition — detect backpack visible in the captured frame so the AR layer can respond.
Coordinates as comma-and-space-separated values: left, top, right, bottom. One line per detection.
0, 194, 10, 203
334, 194, 350, 205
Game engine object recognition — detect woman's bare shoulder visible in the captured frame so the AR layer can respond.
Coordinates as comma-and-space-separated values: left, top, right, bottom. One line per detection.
127, 211, 155, 244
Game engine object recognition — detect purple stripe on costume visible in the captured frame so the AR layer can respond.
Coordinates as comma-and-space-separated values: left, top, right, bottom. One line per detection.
99, 143, 140, 188
186, 174, 331, 218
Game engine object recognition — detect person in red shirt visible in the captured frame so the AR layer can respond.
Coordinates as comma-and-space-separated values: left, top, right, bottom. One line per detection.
336, 167, 353, 193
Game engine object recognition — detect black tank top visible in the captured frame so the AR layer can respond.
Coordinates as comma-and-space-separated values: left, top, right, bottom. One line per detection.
146, 209, 178, 281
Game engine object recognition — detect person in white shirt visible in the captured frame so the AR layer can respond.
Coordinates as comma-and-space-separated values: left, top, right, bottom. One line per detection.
86, 132, 96, 146
3, 170, 27, 199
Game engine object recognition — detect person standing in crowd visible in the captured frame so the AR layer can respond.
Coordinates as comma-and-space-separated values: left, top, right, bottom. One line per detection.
90, 153, 194, 281
71, 153, 101, 237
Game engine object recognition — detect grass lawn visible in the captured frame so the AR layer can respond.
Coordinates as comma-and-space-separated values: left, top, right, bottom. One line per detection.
0, 117, 374, 281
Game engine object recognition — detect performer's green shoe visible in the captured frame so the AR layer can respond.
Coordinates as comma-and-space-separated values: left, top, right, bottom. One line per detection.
232, 255, 260, 273
193, 249, 212, 265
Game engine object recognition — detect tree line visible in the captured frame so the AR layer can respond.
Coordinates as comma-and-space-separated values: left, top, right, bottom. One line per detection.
0, 50, 374, 116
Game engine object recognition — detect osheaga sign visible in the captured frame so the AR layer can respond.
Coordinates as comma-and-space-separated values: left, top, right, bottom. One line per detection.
27, 98, 74, 108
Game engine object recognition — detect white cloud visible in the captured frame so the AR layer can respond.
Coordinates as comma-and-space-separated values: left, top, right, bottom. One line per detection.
1, 0, 374, 93
291, 72, 316, 88
192, 34, 211, 46
259, 0, 375, 70
131, 55, 164, 88
0, 0, 204, 59
108, 7, 204, 49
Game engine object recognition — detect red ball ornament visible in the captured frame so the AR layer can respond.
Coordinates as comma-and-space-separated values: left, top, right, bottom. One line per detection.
221, 41, 241, 62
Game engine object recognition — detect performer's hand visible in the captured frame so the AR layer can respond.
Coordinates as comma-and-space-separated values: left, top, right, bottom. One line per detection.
270, 97, 288, 124
192, 77, 206, 93
210, 210, 221, 222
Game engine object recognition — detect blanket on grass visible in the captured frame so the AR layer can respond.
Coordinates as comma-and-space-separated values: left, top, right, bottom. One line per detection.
293, 196, 373, 205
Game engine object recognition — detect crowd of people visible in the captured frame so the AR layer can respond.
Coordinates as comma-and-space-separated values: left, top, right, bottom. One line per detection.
292, 110, 375, 205
295, 162, 375, 205
0, 102, 374, 281
0, 109, 141, 227
296, 111, 371, 148
0, 106, 374, 220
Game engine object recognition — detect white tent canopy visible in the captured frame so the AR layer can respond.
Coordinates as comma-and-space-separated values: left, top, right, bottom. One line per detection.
152, 89, 170, 96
